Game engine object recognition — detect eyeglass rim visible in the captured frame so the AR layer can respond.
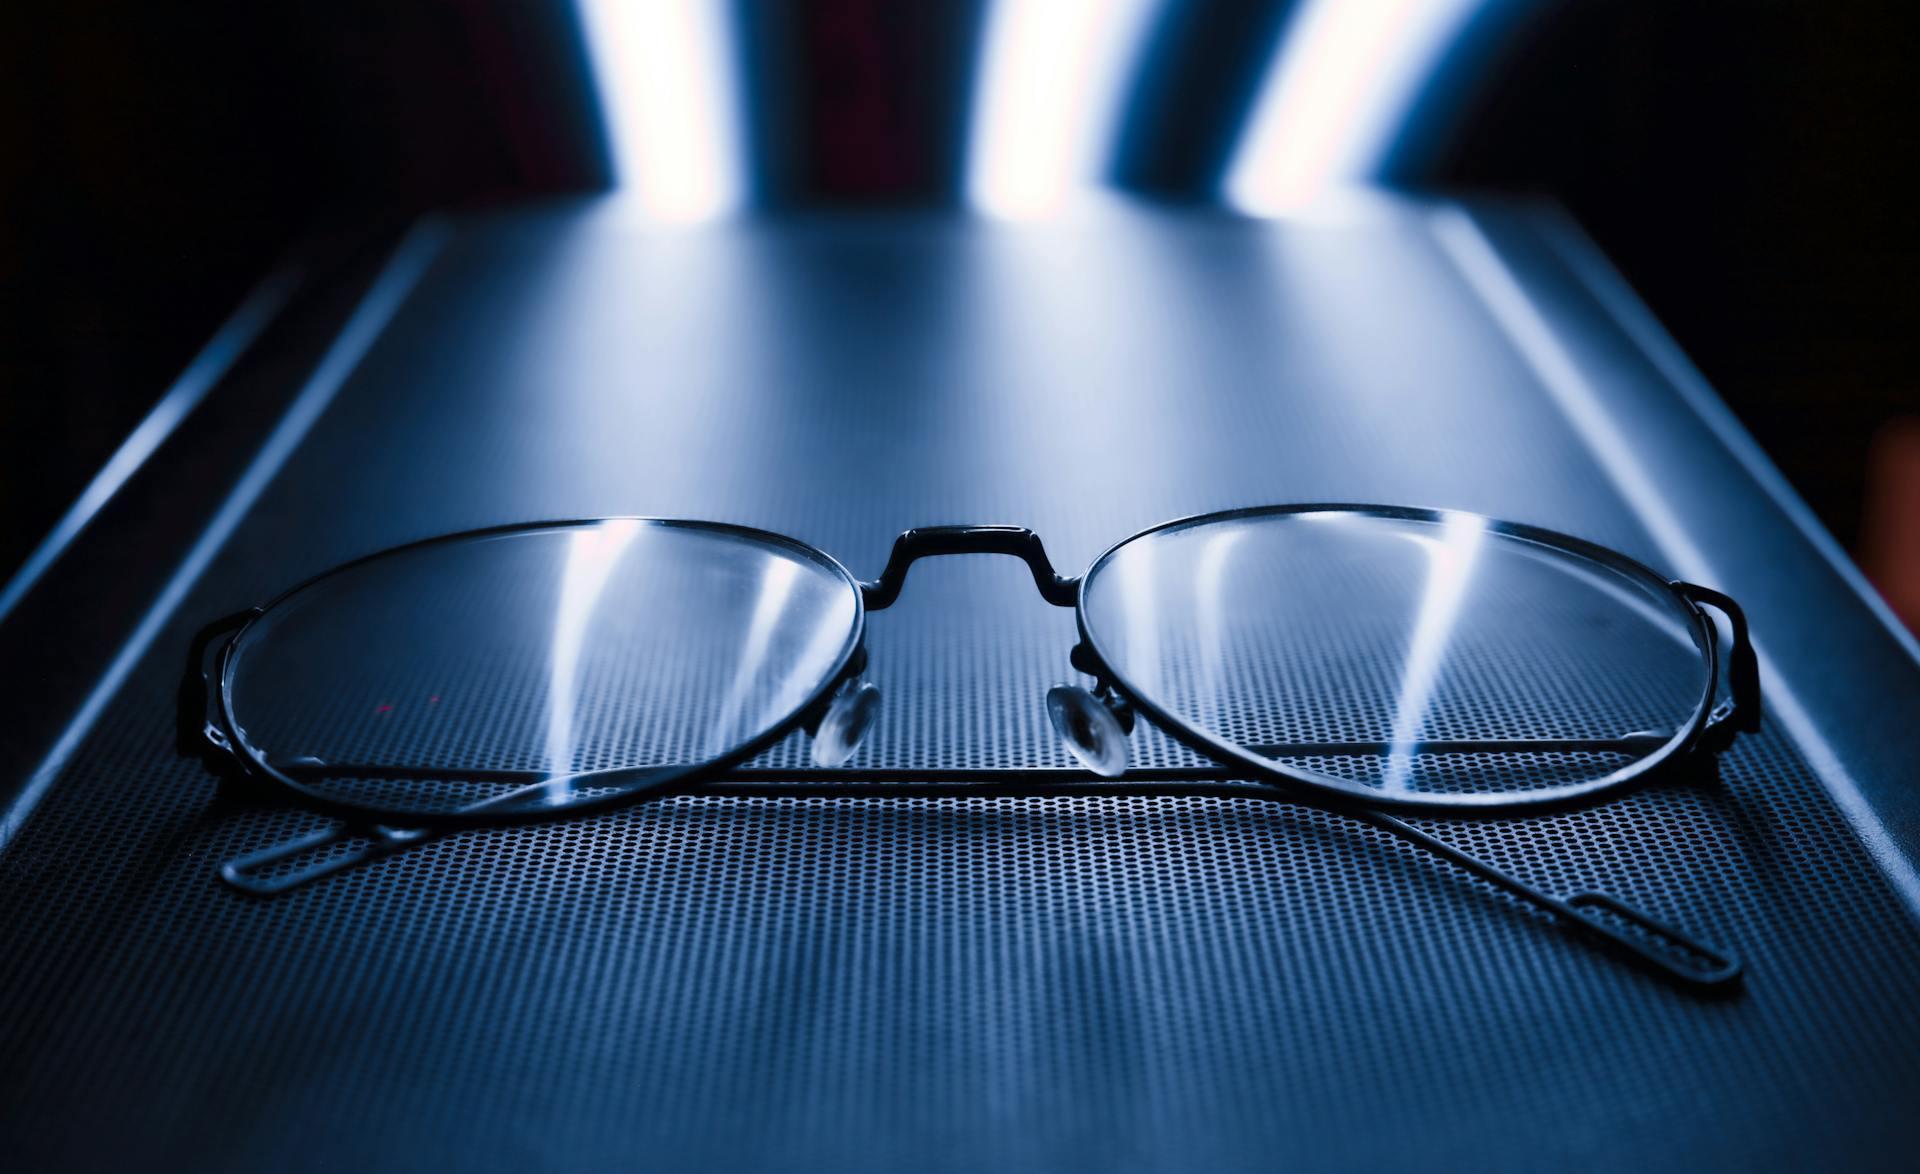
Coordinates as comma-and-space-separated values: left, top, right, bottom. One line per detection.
206, 504, 1725, 825
1074, 502, 1722, 814
213, 517, 871, 827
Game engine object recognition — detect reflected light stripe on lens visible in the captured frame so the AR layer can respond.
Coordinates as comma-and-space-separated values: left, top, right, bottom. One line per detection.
968, 0, 1157, 219
1225, 0, 1480, 214
1193, 525, 1245, 728
576, 0, 743, 222
780, 584, 863, 743
706, 554, 801, 757
546, 520, 643, 781
1382, 512, 1486, 792
1113, 534, 1163, 705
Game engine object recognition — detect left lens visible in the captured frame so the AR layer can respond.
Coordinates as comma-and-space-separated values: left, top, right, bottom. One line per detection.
223, 520, 861, 822
1078, 508, 1713, 809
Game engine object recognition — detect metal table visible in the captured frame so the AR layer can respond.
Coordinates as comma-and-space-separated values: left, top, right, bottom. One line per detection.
3, 195, 1917, 1170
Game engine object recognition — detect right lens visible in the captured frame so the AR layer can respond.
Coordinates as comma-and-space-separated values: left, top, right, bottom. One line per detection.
1079, 508, 1713, 810
222, 520, 862, 821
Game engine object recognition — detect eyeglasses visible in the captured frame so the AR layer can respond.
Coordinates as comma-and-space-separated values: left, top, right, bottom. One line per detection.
181, 504, 1758, 990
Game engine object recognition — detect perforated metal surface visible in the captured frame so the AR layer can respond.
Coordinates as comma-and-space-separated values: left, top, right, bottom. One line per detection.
3, 204, 1918, 1171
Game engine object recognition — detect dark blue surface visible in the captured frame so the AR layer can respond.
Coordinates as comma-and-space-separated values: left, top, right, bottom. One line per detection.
2, 198, 1918, 1171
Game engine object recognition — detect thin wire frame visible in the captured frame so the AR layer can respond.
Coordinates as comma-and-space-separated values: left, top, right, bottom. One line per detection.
1073, 503, 1753, 815
183, 506, 1756, 825
183, 518, 872, 828
179, 505, 1758, 989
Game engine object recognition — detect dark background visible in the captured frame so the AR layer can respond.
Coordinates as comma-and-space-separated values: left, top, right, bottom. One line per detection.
2, 0, 1914, 618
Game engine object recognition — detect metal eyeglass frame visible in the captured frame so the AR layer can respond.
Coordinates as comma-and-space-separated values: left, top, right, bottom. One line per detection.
180, 504, 1760, 991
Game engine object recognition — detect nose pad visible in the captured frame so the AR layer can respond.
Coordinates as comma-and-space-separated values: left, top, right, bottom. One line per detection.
811, 680, 881, 767
1046, 685, 1129, 778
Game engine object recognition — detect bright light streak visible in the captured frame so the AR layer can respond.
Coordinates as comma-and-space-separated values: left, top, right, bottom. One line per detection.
547, 520, 642, 780
968, 0, 1157, 219
1193, 526, 1245, 725
1113, 537, 1162, 701
1382, 512, 1486, 793
705, 556, 799, 756
1226, 0, 1480, 215
0, 266, 296, 629
576, 0, 743, 222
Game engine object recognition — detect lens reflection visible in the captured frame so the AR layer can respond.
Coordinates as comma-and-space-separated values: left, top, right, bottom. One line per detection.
225, 521, 860, 818
1380, 511, 1485, 792
546, 518, 643, 782
1081, 509, 1710, 806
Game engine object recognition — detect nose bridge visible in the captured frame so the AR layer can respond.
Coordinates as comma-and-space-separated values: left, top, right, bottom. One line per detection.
859, 525, 1081, 610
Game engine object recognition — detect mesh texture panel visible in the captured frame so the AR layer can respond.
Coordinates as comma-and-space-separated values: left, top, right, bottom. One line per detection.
3, 210, 1918, 1171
